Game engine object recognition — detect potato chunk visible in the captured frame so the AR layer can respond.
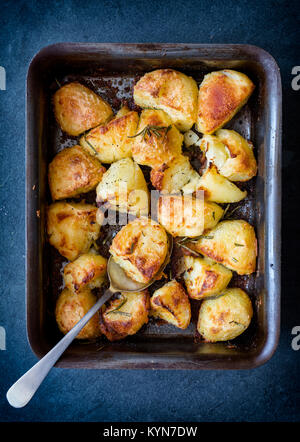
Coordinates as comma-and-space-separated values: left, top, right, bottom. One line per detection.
96, 158, 149, 216
197, 288, 253, 341
200, 130, 257, 182
186, 220, 257, 275
134, 69, 198, 131
53, 82, 113, 136
110, 217, 169, 284
157, 194, 223, 238
99, 290, 150, 341
48, 145, 106, 201
182, 164, 247, 203
80, 106, 139, 163
150, 280, 191, 329
131, 109, 183, 169
214, 129, 257, 181
47, 201, 102, 261
55, 288, 101, 339
150, 155, 200, 193
197, 70, 255, 134
183, 255, 232, 299
63, 252, 107, 294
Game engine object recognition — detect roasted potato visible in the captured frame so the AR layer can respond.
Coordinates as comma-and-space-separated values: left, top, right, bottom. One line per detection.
55, 288, 101, 339
183, 255, 232, 299
150, 280, 191, 329
48, 145, 106, 201
214, 129, 257, 181
182, 164, 247, 203
110, 217, 169, 284
157, 194, 223, 238
200, 130, 257, 182
197, 70, 255, 134
186, 220, 257, 275
131, 109, 183, 169
96, 158, 149, 216
150, 154, 200, 193
63, 251, 107, 293
133, 69, 198, 131
99, 290, 150, 341
53, 82, 113, 136
80, 106, 139, 163
47, 201, 102, 261
197, 288, 253, 341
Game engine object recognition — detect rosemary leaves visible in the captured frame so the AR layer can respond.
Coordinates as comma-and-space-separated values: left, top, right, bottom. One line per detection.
176, 234, 213, 256
128, 124, 172, 141
106, 295, 132, 317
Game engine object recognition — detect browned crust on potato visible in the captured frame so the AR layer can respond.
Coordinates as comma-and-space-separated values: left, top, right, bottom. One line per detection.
150, 164, 169, 191
48, 145, 106, 201
53, 82, 113, 136
198, 71, 255, 134
99, 291, 150, 341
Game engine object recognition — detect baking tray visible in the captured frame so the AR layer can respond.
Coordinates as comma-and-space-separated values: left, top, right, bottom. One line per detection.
26, 43, 281, 369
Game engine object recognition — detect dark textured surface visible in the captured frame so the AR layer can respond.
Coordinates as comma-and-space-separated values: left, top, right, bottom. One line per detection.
0, 0, 299, 422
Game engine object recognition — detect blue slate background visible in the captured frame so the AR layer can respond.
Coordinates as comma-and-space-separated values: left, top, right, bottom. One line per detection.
0, 0, 299, 422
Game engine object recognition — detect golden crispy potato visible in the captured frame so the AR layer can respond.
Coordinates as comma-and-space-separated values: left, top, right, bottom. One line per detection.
183, 255, 232, 299
48, 145, 106, 201
99, 290, 150, 341
47, 201, 102, 261
197, 70, 255, 134
197, 288, 253, 341
96, 158, 149, 216
80, 106, 139, 163
157, 194, 223, 238
134, 69, 198, 131
110, 217, 169, 283
213, 129, 257, 181
199, 131, 257, 182
150, 155, 200, 193
186, 220, 257, 275
63, 252, 107, 294
150, 280, 191, 329
53, 82, 113, 136
182, 164, 247, 203
131, 109, 183, 169
55, 288, 101, 339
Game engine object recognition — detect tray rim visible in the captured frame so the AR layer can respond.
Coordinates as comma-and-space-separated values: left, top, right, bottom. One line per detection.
26, 42, 282, 370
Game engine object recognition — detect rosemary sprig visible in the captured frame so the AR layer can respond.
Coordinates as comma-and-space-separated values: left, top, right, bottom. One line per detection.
222, 204, 241, 220
128, 125, 171, 141
234, 243, 244, 247
222, 204, 230, 219
109, 311, 132, 317
177, 243, 202, 256
106, 296, 132, 317
177, 234, 214, 245
231, 257, 239, 262
55, 78, 61, 88
84, 133, 98, 156
177, 236, 188, 244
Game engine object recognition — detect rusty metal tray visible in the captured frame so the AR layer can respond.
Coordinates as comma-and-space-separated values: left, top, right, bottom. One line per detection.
26, 43, 281, 369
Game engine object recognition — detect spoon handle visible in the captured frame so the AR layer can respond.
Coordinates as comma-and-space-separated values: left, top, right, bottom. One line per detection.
6, 289, 113, 408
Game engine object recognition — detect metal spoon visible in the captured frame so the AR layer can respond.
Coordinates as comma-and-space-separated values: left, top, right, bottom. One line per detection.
6, 235, 173, 408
